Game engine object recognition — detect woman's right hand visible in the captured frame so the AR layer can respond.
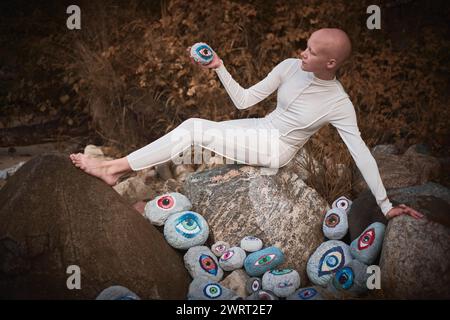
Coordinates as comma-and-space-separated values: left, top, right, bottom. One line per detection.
187, 46, 222, 69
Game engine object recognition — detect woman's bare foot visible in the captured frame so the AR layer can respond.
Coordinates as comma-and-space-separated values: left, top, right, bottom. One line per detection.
69, 153, 124, 186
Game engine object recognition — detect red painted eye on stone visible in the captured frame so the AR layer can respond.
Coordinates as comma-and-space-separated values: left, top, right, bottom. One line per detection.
358, 228, 375, 250
325, 213, 340, 228
157, 195, 175, 210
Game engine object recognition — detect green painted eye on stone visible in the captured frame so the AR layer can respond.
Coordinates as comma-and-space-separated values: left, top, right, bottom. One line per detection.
270, 269, 292, 275
254, 254, 276, 266
203, 284, 222, 299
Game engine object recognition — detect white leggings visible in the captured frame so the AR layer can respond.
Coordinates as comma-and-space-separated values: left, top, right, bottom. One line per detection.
126, 117, 300, 171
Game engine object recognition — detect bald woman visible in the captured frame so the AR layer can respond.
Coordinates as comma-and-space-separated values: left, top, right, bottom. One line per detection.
70, 28, 423, 220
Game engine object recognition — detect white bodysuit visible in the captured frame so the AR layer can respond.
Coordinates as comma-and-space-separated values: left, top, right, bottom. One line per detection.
126, 58, 393, 215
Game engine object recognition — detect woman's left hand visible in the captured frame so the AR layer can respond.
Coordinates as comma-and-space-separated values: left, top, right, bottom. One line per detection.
386, 204, 424, 220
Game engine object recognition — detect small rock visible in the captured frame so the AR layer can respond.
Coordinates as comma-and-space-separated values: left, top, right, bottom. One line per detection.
164, 211, 209, 250
350, 222, 385, 265
211, 241, 230, 257
184, 246, 223, 282
306, 240, 352, 287
187, 277, 238, 300
244, 246, 285, 277
144, 192, 192, 226
328, 259, 369, 296
219, 247, 247, 271
240, 236, 263, 252
246, 290, 279, 300
245, 277, 262, 294
323, 208, 348, 240
332, 196, 353, 214
219, 269, 249, 298
286, 286, 324, 300
96, 285, 140, 300
262, 269, 301, 298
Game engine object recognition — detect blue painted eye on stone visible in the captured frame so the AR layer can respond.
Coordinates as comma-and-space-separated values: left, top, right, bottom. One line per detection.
318, 246, 345, 276
333, 266, 354, 290
270, 269, 293, 275
175, 212, 201, 238
196, 45, 213, 58
203, 284, 222, 299
298, 288, 318, 300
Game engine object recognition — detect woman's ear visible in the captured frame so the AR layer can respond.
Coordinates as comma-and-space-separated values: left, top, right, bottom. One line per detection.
326, 59, 337, 70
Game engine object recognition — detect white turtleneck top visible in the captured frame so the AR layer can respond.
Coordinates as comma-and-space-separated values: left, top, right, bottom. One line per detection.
214, 58, 393, 216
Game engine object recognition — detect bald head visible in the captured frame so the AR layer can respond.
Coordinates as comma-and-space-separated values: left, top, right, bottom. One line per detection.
311, 28, 352, 69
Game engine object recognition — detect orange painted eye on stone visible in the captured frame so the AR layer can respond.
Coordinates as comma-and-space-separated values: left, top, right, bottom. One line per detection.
157, 195, 175, 210
199, 254, 218, 276
358, 228, 375, 250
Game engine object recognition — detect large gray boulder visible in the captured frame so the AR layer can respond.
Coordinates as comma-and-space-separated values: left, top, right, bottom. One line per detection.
353, 144, 441, 195
378, 183, 450, 299
0, 153, 191, 299
182, 164, 329, 284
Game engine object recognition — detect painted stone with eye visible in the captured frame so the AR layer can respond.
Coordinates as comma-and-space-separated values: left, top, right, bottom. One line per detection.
328, 259, 369, 295
245, 289, 279, 300
184, 246, 223, 282
211, 241, 230, 257
286, 286, 324, 300
219, 247, 247, 272
245, 277, 262, 295
323, 208, 348, 240
262, 269, 301, 298
306, 240, 352, 287
187, 276, 238, 300
244, 246, 285, 277
144, 192, 192, 226
190, 42, 215, 65
332, 196, 353, 214
163, 211, 209, 250
350, 222, 386, 264
240, 236, 263, 252
96, 285, 140, 300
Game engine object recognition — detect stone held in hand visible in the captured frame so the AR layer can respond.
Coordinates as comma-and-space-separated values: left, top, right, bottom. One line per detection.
187, 276, 239, 300
240, 236, 263, 252
332, 196, 353, 214
262, 269, 301, 298
350, 222, 385, 265
286, 286, 324, 300
184, 246, 223, 282
218, 247, 247, 272
211, 241, 230, 257
323, 208, 348, 240
190, 42, 215, 65
245, 277, 262, 295
164, 211, 209, 250
144, 192, 192, 226
244, 246, 285, 277
307, 240, 353, 287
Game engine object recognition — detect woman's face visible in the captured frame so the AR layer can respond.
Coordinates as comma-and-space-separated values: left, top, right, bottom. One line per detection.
300, 33, 330, 73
